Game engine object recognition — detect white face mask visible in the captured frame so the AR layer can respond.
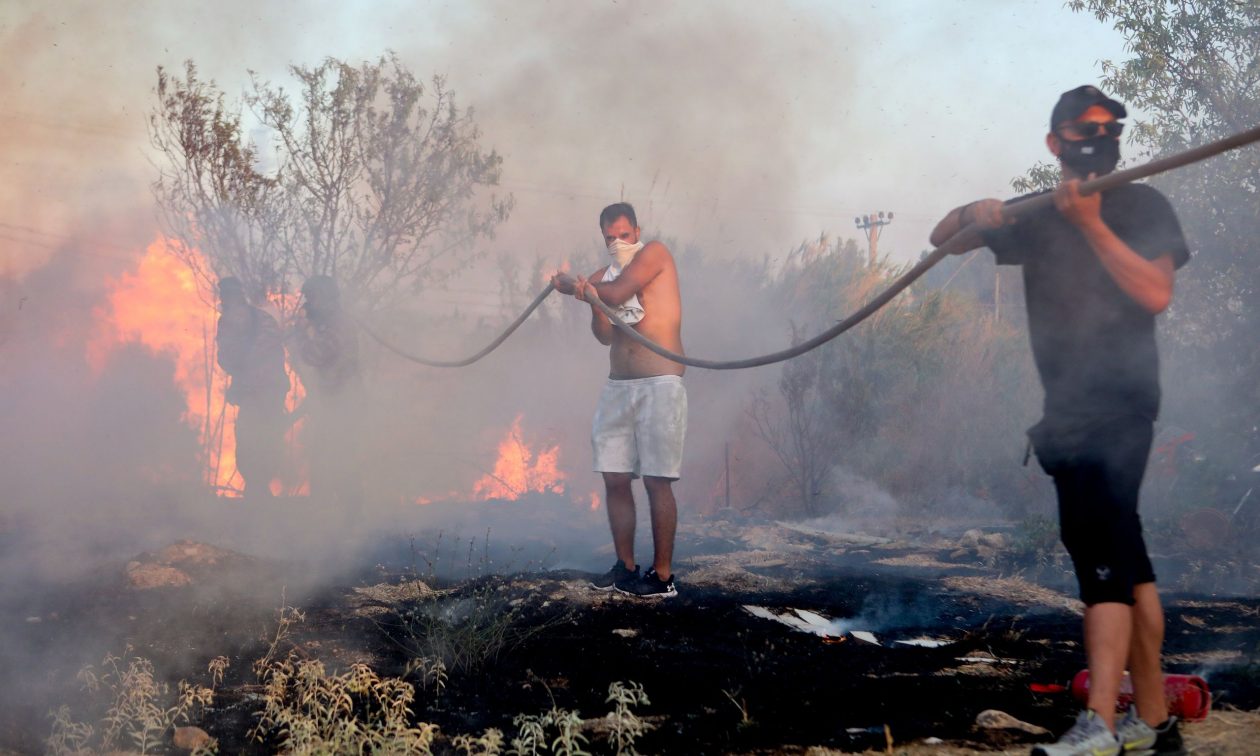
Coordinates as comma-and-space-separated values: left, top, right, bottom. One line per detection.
607, 238, 644, 268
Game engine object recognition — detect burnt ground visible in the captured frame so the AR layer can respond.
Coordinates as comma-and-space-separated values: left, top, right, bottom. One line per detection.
3, 515, 1260, 754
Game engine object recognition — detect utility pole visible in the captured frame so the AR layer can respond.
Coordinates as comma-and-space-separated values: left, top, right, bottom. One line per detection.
724, 442, 731, 510
854, 211, 894, 266
994, 269, 1001, 322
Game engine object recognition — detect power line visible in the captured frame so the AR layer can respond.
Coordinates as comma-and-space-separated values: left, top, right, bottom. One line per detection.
0, 112, 140, 141
0, 220, 145, 251
0, 237, 138, 265
0, 223, 146, 263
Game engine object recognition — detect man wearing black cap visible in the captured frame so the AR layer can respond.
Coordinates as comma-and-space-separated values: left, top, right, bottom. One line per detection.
216, 277, 290, 499
930, 86, 1190, 756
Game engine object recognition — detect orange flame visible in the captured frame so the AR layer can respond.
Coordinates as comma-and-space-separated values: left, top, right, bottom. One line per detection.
87, 236, 307, 496
414, 418, 600, 507
268, 292, 310, 497
87, 238, 239, 492
471, 414, 566, 500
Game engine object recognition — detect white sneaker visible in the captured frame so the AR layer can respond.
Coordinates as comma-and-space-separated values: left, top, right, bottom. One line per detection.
1031, 710, 1120, 756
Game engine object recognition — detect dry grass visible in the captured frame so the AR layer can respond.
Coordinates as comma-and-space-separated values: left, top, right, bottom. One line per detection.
942, 576, 1084, 616
873, 554, 980, 570
47, 648, 224, 755
250, 656, 440, 755
1182, 706, 1260, 755
349, 579, 438, 617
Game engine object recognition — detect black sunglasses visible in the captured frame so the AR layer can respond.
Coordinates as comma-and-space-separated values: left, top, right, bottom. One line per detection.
1059, 120, 1124, 139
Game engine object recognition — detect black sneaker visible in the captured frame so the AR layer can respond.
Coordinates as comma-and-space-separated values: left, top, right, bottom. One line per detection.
591, 560, 638, 591
615, 568, 677, 598
1148, 716, 1186, 756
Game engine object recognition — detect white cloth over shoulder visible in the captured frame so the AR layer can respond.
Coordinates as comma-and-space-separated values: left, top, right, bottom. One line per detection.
602, 240, 645, 325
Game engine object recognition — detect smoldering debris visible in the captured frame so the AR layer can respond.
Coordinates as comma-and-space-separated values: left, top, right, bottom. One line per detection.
4, 502, 1260, 753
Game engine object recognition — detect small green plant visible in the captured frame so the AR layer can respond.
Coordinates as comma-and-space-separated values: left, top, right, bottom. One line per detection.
508, 708, 589, 756
207, 655, 230, 689
383, 576, 565, 679
252, 604, 306, 678
391, 589, 514, 675
452, 727, 506, 755
721, 687, 753, 730
250, 656, 439, 754
1008, 515, 1063, 568
509, 711, 549, 756
403, 656, 449, 702
46, 706, 93, 754
47, 648, 218, 755
604, 681, 650, 756
382, 532, 567, 680
548, 708, 590, 756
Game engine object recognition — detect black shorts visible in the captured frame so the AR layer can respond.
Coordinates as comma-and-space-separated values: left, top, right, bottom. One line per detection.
1033, 415, 1156, 606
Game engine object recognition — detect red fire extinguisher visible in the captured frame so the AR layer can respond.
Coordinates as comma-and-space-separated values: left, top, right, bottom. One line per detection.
1070, 670, 1211, 721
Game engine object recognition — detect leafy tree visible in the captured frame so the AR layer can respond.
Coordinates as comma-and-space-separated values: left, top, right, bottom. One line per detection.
150, 61, 283, 303
747, 237, 868, 515
1066, 0, 1260, 459
748, 331, 844, 517
150, 54, 513, 311
747, 235, 1043, 517
1010, 161, 1061, 194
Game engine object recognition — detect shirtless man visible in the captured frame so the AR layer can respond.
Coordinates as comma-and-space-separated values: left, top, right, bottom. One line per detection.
551, 202, 686, 598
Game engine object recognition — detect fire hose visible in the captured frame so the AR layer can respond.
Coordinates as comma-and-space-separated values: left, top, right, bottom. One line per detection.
360, 124, 1260, 370
355, 283, 556, 368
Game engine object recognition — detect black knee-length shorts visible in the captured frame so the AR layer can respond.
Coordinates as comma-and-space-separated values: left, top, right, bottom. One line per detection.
1034, 416, 1156, 606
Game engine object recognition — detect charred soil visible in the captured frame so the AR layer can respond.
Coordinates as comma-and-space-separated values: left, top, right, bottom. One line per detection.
4, 524, 1260, 754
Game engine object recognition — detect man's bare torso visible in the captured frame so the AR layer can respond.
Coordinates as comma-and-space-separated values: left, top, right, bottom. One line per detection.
594, 245, 685, 380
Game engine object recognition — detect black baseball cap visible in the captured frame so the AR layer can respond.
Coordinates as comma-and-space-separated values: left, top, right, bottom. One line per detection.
1050, 85, 1126, 131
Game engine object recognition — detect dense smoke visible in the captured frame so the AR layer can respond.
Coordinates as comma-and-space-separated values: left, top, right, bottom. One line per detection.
4, 0, 1253, 578
3, 11, 1258, 742
0, 0, 877, 582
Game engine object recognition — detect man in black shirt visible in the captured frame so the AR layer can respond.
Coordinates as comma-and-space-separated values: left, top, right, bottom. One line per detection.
930, 86, 1189, 756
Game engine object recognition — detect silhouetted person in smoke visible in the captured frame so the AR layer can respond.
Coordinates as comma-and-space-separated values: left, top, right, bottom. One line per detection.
215, 277, 289, 499
551, 202, 686, 599
292, 275, 363, 507
931, 86, 1189, 756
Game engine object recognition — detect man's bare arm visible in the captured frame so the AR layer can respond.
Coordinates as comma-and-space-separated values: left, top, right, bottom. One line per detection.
555, 269, 615, 344
585, 267, 614, 345
1077, 224, 1176, 314
1055, 179, 1175, 314
929, 199, 1006, 252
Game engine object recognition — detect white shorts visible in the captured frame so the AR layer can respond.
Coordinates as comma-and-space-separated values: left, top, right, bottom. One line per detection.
591, 375, 687, 480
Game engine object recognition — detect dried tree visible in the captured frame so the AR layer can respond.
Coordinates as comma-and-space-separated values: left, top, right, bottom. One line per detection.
150, 54, 513, 312
150, 61, 284, 304
748, 234, 1042, 518
748, 338, 843, 517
